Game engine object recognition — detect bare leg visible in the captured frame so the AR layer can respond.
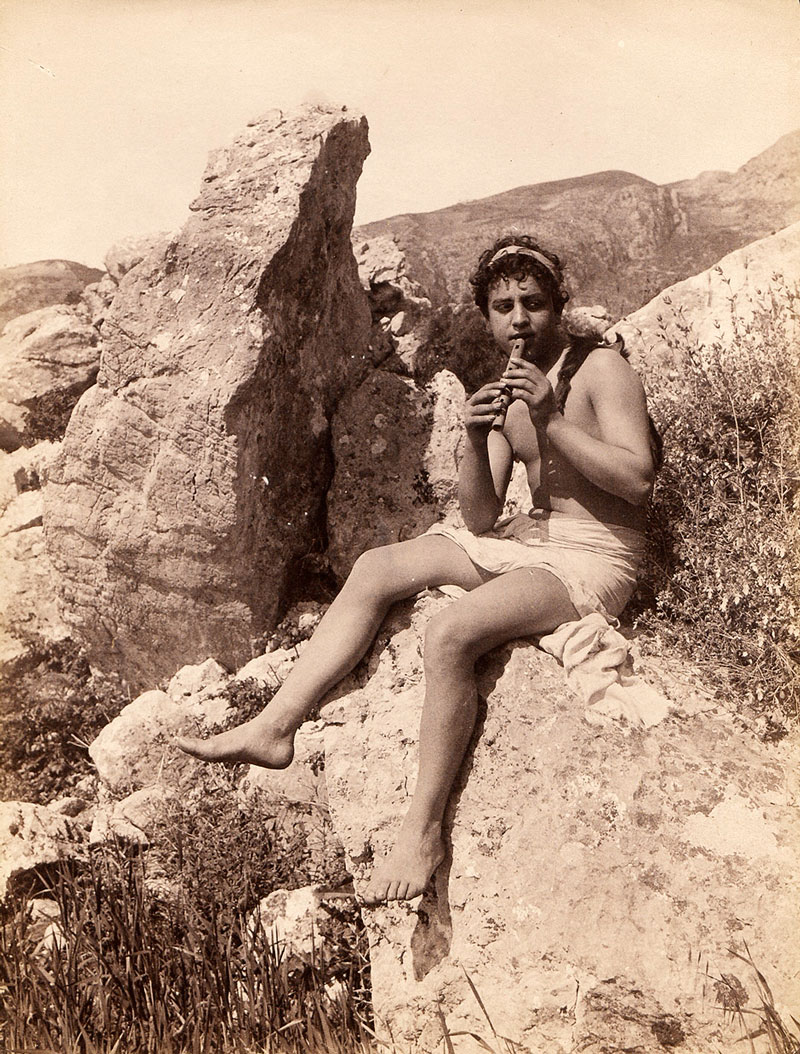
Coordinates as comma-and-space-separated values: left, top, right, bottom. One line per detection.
362, 568, 578, 903
175, 537, 487, 766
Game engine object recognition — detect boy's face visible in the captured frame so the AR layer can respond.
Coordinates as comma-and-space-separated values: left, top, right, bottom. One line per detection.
486, 273, 561, 363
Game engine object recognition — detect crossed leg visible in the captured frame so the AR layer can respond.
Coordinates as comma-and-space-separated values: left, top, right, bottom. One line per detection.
175, 535, 489, 767
360, 566, 578, 903
176, 537, 578, 905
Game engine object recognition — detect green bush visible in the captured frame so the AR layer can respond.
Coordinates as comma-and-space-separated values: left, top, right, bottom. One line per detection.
0, 637, 128, 803
635, 278, 799, 729
414, 303, 506, 392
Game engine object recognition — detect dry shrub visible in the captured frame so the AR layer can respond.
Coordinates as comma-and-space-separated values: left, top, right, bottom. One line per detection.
635, 276, 800, 729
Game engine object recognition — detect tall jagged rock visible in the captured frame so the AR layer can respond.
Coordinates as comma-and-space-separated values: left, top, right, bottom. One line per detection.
322, 594, 800, 1053
44, 105, 372, 690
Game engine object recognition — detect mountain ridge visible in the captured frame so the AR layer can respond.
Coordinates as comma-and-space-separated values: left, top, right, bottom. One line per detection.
355, 130, 800, 318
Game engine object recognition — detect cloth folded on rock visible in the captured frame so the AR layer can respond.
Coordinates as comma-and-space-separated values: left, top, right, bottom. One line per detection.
538, 612, 671, 729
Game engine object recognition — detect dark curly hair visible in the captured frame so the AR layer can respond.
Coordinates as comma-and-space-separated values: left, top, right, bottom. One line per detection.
470, 234, 570, 318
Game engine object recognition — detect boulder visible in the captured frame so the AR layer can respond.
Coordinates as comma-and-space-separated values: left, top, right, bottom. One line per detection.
322, 593, 800, 1052
564, 304, 614, 339
612, 221, 800, 368
103, 231, 172, 284
0, 441, 69, 667
0, 304, 100, 450
326, 369, 464, 578
0, 800, 85, 897
79, 273, 118, 328
166, 657, 230, 701
248, 885, 328, 961
0, 259, 103, 332
44, 105, 373, 690
88, 688, 230, 795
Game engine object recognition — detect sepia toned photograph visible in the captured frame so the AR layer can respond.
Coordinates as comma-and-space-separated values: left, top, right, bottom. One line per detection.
1, 1, 798, 1050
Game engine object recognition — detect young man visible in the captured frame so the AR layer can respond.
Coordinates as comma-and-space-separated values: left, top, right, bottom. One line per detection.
177, 235, 657, 904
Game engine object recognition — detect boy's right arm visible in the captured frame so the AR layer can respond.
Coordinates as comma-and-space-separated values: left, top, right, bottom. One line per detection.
458, 383, 513, 534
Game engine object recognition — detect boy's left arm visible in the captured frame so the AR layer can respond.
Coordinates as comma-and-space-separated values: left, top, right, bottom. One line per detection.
504, 348, 655, 506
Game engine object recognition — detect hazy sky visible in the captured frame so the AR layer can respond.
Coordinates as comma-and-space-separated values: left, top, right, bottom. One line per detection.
2, 0, 798, 269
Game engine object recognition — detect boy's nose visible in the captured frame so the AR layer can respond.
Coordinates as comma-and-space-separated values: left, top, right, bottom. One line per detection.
511, 302, 528, 326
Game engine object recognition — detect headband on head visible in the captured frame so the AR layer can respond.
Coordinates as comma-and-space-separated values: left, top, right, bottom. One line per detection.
488, 245, 560, 284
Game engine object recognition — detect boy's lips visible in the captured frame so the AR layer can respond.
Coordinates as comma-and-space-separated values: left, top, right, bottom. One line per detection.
509, 333, 534, 351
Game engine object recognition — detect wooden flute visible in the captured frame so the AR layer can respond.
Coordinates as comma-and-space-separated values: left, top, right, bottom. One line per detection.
491, 336, 526, 430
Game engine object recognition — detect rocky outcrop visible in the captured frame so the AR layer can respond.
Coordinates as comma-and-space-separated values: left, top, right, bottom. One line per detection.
43, 105, 373, 690
0, 304, 100, 450
612, 221, 800, 368
326, 369, 464, 577
79, 594, 799, 1052
321, 593, 800, 1053
0, 800, 86, 897
0, 441, 68, 666
0, 260, 103, 332
103, 232, 172, 285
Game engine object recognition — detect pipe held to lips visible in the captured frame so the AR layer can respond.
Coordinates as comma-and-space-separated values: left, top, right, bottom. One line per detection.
491, 337, 526, 430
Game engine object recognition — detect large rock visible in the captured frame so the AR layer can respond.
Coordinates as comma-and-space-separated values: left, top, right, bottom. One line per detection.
0, 304, 100, 450
322, 594, 800, 1052
0, 800, 85, 897
103, 231, 171, 285
326, 369, 464, 578
0, 441, 68, 666
89, 688, 231, 795
44, 105, 373, 690
612, 221, 800, 368
0, 259, 103, 332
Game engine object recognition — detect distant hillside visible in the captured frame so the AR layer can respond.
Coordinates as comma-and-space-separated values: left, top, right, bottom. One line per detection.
354, 131, 800, 319
0, 260, 104, 330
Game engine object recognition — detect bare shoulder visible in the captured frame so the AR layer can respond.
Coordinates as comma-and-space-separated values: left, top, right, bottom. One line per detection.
570, 345, 646, 400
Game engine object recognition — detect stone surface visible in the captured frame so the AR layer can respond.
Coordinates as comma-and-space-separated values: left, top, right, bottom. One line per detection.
0, 259, 103, 332
248, 886, 327, 961
612, 221, 800, 369
88, 689, 229, 794
104, 231, 171, 284
322, 593, 800, 1053
0, 304, 100, 450
44, 105, 372, 690
0, 526, 69, 667
167, 657, 230, 701
326, 369, 464, 578
0, 800, 85, 897
89, 785, 171, 845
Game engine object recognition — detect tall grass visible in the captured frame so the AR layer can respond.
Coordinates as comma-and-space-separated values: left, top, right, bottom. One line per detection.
1, 841, 374, 1054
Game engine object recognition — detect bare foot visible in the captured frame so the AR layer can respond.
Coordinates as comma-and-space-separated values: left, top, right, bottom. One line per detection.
361, 820, 446, 904
175, 714, 295, 768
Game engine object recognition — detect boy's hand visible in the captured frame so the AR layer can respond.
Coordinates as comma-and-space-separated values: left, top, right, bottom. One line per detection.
464, 382, 508, 436
502, 356, 558, 426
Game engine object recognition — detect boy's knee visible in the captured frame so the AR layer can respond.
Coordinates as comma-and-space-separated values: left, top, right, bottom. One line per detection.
424, 609, 480, 662
348, 546, 399, 598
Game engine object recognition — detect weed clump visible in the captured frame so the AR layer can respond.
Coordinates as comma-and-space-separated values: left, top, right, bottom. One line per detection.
634, 279, 800, 728
0, 636, 128, 803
